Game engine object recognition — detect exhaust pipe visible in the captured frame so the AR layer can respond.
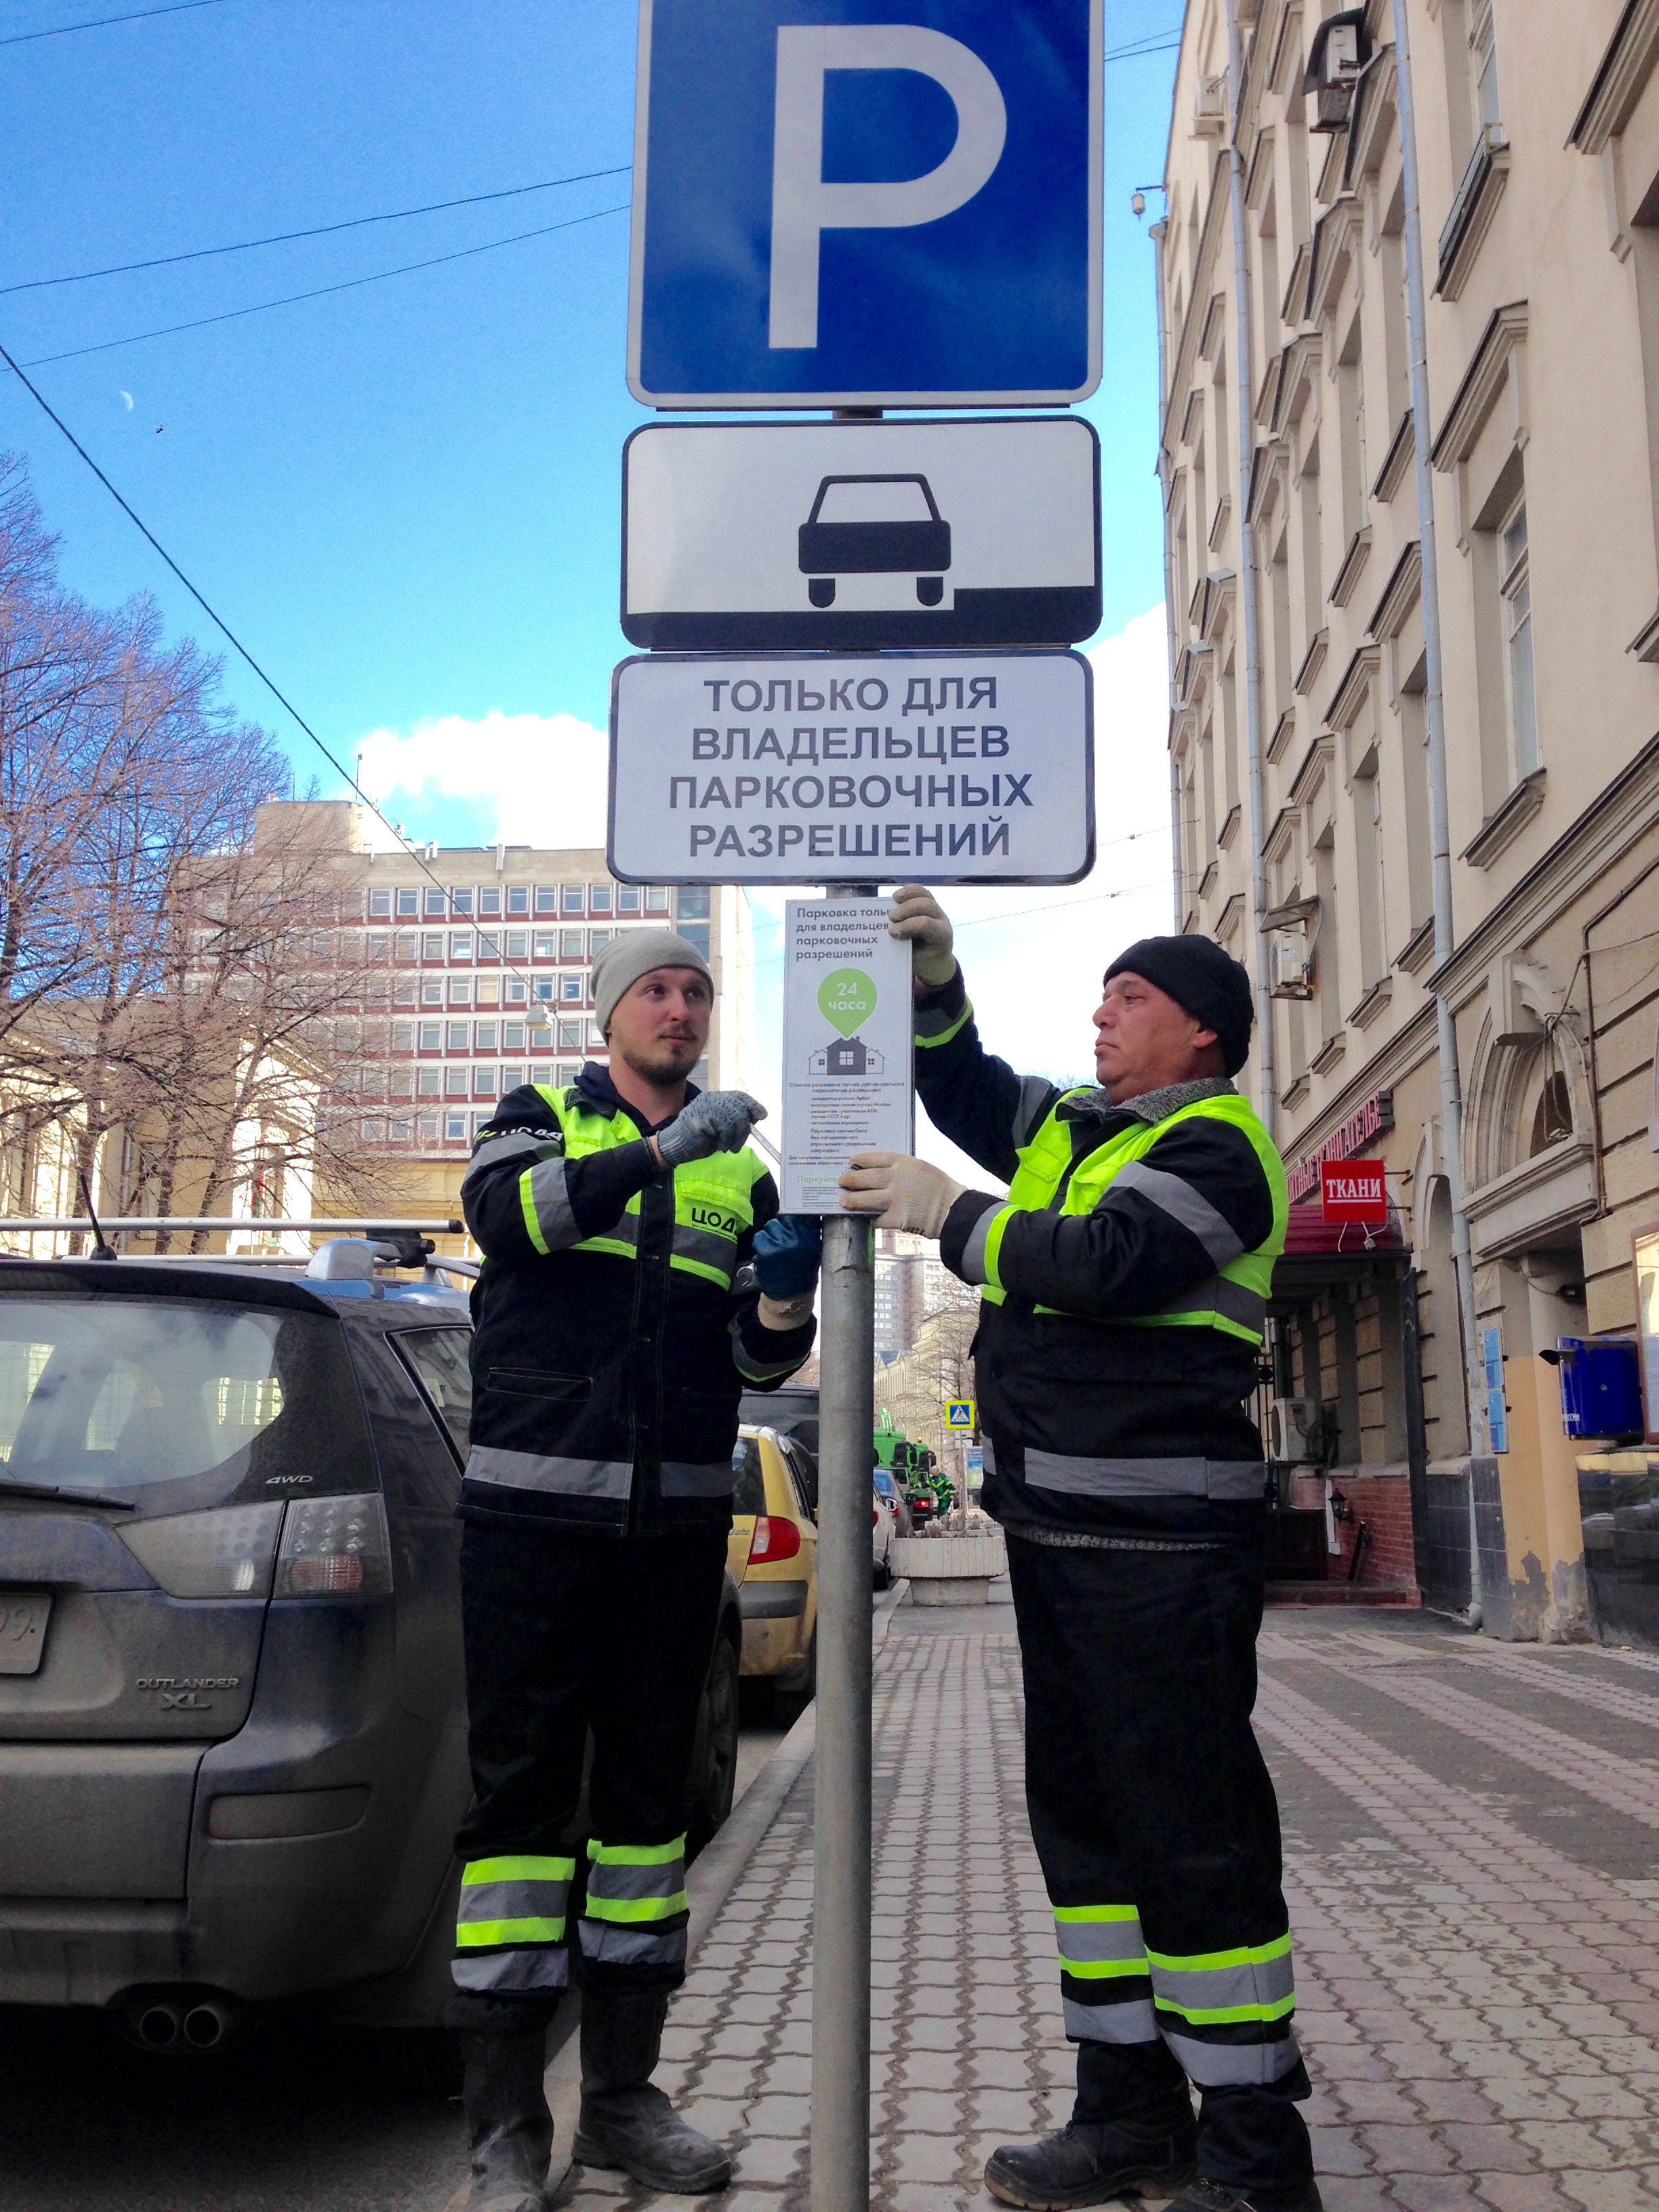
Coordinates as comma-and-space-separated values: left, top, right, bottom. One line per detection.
182, 1998, 240, 2050
136, 2002, 182, 2049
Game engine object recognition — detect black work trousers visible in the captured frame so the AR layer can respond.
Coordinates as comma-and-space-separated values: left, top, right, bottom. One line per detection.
448, 1519, 727, 2034
1005, 1528, 1313, 2194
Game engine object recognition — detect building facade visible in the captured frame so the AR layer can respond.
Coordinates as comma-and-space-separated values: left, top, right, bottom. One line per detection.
1161, 0, 1659, 1637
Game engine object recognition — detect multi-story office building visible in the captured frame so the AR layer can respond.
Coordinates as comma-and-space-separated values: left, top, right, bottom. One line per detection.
874, 1227, 956, 1361
247, 802, 754, 1229
1160, 1, 1659, 1639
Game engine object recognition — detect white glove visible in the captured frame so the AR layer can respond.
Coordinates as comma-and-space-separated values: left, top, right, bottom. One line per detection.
888, 884, 957, 990
654, 1090, 767, 1168
838, 1151, 964, 1238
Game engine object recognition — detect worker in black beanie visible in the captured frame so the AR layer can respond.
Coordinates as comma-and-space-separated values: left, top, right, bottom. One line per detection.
836, 894, 1315, 2212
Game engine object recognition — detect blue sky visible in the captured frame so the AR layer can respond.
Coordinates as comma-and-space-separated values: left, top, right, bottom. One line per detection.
2, 0, 1179, 770
3, 0, 1184, 1164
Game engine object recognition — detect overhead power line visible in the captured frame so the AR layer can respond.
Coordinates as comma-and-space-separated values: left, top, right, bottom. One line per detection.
1, 0, 226, 45
1103, 34, 1181, 63
20, 201, 632, 367
0, 164, 633, 297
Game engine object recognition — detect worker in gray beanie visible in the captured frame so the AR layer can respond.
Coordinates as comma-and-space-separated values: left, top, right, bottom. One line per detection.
450, 914, 820, 2209
836, 890, 1315, 2212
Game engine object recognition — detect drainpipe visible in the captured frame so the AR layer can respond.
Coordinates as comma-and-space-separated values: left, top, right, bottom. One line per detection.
1226, 0, 1276, 1141
1391, 0, 1488, 1622
1151, 213, 1185, 930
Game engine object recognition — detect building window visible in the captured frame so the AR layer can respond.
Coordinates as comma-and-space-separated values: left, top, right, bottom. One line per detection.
444, 1067, 469, 1099
1498, 496, 1538, 779
394, 979, 417, 1008
417, 1110, 440, 1142
449, 932, 473, 962
678, 922, 711, 958
479, 887, 501, 917
421, 979, 443, 1007
560, 975, 584, 1002
558, 1019, 583, 1050
535, 933, 558, 962
535, 977, 556, 1003
587, 1020, 606, 1048
445, 1111, 469, 1142
424, 888, 446, 918
503, 1021, 526, 1052
535, 887, 558, 915
368, 888, 392, 918
474, 1066, 497, 1099
367, 931, 389, 960
590, 930, 611, 956
1469, 0, 1500, 131
506, 886, 529, 916
451, 888, 473, 916
1530, 1069, 1573, 1154
475, 1020, 497, 1051
562, 884, 585, 914
558, 929, 582, 959
474, 975, 499, 1008
394, 932, 417, 962
531, 1061, 554, 1086
392, 1020, 414, 1053
645, 886, 670, 913
396, 888, 418, 918
501, 1063, 525, 1092
422, 932, 444, 961
504, 979, 527, 1005
618, 886, 640, 913
477, 930, 499, 961
505, 930, 529, 960
390, 1116, 413, 1145
556, 1061, 581, 1086
590, 884, 613, 913
419, 1021, 441, 1052
448, 977, 472, 1008
390, 1068, 413, 1102
417, 1067, 441, 1098
447, 1020, 470, 1052
677, 886, 711, 921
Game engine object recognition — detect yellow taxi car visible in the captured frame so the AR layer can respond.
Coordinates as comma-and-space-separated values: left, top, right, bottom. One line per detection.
729, 1425, 819, 1718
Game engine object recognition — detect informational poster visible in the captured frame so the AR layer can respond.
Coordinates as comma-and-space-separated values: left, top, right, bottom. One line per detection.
781, 900, 913, 1214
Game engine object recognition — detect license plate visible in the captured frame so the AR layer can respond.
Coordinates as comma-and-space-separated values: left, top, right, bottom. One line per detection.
0, 1592, 52, 1675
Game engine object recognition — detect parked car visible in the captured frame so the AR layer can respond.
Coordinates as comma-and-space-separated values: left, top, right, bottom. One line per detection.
729, 1424, 818, 1719
872, 1484, 896, 1590
872, 1464, 912, 1538
0, 1247, 742, 2048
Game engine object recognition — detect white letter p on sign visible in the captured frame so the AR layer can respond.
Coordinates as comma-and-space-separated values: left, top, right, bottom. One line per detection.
769, 24, 1007, 352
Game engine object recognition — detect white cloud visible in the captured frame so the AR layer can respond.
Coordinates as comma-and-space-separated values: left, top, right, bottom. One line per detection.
354, 710, 610, 851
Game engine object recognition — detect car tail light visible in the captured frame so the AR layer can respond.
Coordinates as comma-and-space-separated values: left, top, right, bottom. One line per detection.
748, 1513, 801, 1565
274, 1493, 393, 1599
872, 1506, 878, 1527
120, 1503, 285, 1598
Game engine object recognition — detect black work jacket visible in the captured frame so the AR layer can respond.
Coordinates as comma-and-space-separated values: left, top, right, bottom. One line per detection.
459, 1064, 813, 1538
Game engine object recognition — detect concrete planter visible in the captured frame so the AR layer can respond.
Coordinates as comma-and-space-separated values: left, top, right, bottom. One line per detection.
891, 1531, 1007, 1606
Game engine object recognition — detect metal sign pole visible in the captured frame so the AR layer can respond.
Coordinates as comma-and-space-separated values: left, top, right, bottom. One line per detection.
811, 1208, 874, 2212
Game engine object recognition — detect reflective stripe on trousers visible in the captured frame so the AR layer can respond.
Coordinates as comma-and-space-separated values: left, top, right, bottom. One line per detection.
1054, 1904, 1300, 2087
452, 1851, 574, 1994
579, 1835, 690, 1973
463, 1446, 733, 1500
1023, 1450, 1267, 1501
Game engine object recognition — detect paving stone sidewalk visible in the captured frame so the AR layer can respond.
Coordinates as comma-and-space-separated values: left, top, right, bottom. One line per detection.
553, 1603, 1659, 2212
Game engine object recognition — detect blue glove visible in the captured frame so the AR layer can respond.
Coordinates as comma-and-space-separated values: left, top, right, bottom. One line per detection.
753, 1214, 823, 1299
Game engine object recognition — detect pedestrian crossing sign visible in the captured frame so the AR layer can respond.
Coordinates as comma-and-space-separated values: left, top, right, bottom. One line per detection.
945, 1400, 975, 1430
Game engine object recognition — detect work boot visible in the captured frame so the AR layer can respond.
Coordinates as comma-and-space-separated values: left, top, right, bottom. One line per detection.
460, 2029, 554, 2212
573, 1986, 732, 2193
984, 2104, 1199, 2210
1165, 2180, 1324, 2212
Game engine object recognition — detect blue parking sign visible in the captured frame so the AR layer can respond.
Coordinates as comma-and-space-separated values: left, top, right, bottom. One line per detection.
627, 0, 1102, 407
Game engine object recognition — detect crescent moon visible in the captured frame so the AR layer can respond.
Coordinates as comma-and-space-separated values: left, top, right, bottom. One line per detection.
118, 391, 133, 410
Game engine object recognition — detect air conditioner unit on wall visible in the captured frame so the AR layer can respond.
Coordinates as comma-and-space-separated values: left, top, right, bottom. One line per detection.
1269, 1398, 1324, 1465
1192, 75, 1227, 138
1267, 926, 1315, 1000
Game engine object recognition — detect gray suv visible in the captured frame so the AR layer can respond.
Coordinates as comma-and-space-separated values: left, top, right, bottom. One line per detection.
0, 1252, 741, 2050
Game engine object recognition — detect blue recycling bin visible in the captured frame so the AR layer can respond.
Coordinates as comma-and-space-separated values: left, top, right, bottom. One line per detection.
1555, 1337, 1644, 1439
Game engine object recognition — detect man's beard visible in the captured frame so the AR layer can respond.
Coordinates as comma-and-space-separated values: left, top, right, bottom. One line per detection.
619, 1035, 700, 1086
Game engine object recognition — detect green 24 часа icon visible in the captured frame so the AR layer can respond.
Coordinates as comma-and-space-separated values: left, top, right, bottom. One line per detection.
818, 968, 877, 1038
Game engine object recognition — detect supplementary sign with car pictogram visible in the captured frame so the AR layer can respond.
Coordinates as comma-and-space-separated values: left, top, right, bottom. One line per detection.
626, 0, 1103, 407
607, 649, 1093, 886
621, 417, 1101, 651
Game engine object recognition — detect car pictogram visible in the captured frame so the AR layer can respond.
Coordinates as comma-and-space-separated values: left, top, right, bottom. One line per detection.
797, 474, 951, 608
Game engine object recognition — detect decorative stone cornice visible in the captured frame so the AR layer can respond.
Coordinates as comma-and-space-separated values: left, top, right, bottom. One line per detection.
1368, 541, 1422, 642
1328, 645, 1382, 732
1569, 0, 1659, 155
1431, 302, 1530, 470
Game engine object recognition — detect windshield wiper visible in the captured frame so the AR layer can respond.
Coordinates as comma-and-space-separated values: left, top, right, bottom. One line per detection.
0, 1477, 137, 1510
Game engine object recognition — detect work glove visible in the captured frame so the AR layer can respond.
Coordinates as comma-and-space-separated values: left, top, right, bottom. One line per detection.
888, 884, 957, 991
653, 1090, 767, 1168
838, 1151, 964, 1239
753, 1214, 823, 1299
